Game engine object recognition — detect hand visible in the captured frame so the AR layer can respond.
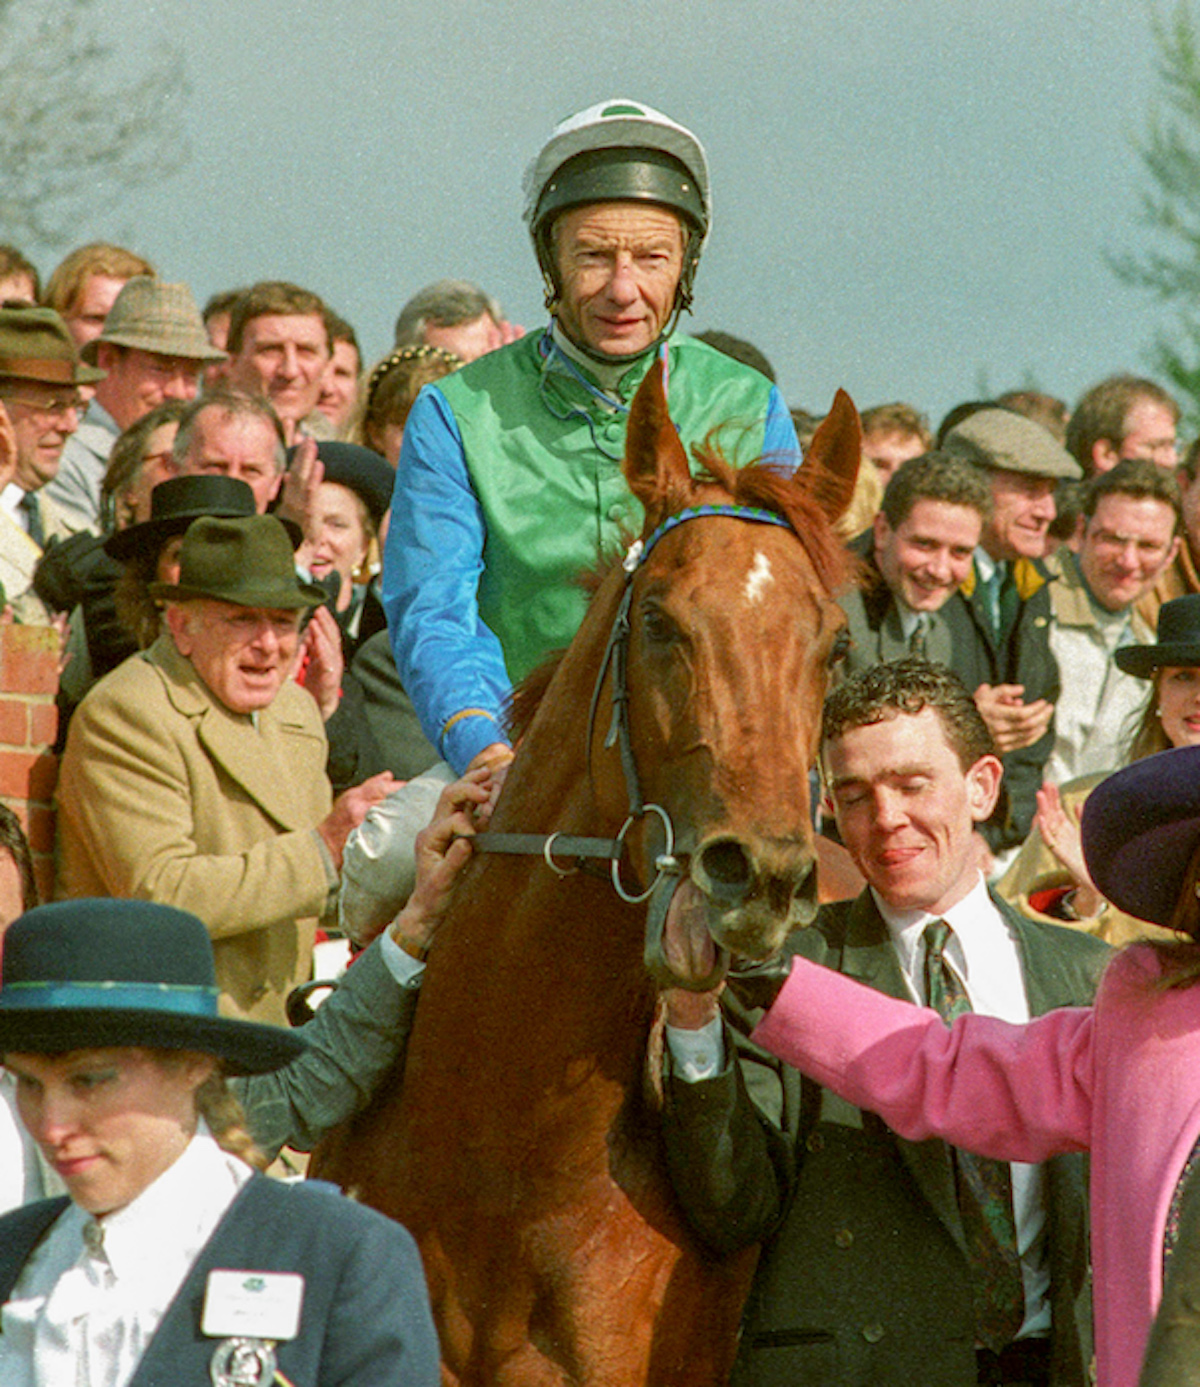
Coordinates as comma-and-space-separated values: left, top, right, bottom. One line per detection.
494, 319, 525, 348
276, 436, 323, 543
974, 683, 1054, 753
388, 768, 493, 958
467, 741, 514, 815
318, 771, 401, 870
1033, 782, 1102, 915
299, 606, 343, 720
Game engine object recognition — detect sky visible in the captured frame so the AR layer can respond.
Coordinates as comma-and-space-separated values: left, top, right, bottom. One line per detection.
15, 0, 1184, 430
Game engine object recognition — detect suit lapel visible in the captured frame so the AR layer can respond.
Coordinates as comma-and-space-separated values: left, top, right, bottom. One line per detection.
152, 638, 325, 832
0, 1197, 70, 1302
197, 701, 322, 831
840, 892, 967, 1255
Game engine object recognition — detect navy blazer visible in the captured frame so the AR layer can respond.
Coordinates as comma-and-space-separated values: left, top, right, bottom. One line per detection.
0, 1175, 440, 1386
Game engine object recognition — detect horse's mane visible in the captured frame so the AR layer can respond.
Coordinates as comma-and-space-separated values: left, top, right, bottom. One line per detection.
505, 443, 853, 745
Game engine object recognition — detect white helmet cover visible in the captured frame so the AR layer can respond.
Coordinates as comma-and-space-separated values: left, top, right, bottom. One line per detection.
522, 98, 712, 247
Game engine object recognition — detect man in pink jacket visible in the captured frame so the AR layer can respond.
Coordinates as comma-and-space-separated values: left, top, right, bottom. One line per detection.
660, 660, 1109, 1387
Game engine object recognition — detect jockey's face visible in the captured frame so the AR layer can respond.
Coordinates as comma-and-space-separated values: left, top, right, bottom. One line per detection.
552, 202, 684, 357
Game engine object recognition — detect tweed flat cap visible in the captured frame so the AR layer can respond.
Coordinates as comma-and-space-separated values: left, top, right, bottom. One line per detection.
80, 277, 227, 366
944, 407, 1081, 481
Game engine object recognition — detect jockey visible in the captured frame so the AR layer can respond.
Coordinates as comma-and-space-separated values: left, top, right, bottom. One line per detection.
382, 99, 801, 777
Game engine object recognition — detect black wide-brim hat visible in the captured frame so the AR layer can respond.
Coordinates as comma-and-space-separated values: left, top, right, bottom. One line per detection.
0, 900, 307, 1075
148, 513, 325, 609
1115, 594, 1200, 678
105, 474, 264, 564
1081, 744, 1200, 928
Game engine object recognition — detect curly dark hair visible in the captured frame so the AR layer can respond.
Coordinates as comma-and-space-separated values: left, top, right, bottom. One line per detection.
821, 658, 995, 772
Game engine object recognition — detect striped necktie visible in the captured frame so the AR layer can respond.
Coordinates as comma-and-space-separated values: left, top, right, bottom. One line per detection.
924, 920, 1025, 1351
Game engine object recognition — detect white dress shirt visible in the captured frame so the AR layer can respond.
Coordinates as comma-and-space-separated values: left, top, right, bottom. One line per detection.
0, 1124, 252, 1387
665, 874, 1052, 1341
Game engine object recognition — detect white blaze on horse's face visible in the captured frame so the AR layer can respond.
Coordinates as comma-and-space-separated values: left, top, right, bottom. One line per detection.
743, 551, 773, 605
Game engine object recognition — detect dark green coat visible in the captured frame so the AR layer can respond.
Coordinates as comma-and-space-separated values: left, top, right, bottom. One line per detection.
662, 891, 1110, 1387
940, 559, 1060, 851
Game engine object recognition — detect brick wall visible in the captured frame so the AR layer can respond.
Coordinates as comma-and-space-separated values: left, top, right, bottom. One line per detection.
0, 624, 60, 903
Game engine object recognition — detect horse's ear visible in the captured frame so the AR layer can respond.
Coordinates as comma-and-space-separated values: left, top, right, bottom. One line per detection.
799, 389, 861, 526
624, 359, 691, 529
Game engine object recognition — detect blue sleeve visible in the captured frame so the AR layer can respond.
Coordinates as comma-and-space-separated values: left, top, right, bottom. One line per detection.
382, 385, 514, 774
763, 385, 802, 470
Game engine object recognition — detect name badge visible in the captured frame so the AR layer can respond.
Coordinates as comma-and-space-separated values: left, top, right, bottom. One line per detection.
202, 1269, 304, 1340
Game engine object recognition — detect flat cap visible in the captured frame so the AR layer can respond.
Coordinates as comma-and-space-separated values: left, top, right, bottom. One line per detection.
944, 408, 1081, 481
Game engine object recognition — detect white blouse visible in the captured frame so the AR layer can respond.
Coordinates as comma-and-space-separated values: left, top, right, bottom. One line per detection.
0, 1125, 251, 1387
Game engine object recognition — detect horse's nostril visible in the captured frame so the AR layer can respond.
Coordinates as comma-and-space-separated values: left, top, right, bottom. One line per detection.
697, 839, 753, 904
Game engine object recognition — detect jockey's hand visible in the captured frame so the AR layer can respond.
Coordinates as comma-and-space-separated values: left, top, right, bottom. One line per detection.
389, 769, 492, 959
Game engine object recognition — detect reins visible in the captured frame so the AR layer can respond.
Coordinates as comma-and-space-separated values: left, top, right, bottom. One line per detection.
472, 504, 794, 989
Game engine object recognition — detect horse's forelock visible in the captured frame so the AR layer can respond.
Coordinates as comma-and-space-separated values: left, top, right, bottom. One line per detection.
691, 443, 852, 595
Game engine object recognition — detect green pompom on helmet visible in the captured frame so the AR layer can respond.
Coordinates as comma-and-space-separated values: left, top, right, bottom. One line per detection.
522, 99, 712, 324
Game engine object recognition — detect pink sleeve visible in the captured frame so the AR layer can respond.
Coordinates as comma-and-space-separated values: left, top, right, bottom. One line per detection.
751, 957, 1094, 1161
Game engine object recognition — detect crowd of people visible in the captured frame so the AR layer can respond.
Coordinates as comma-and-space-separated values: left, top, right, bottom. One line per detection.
0, 94, 1198, 1385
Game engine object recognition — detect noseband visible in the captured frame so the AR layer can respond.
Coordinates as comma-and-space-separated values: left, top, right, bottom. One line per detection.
472, 504, 795, 989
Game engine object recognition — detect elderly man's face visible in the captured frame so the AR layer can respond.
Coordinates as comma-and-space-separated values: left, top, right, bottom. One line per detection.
553, 202, 685, 357
227, 313, 330, 437
96, 345, 202, 432
180, 408, 282, 513
981, 469, 1058, 561
167, 599, 303, 714
0, 380, 83, 491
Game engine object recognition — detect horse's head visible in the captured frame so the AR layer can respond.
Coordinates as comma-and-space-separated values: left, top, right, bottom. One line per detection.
593, 362, 859, 974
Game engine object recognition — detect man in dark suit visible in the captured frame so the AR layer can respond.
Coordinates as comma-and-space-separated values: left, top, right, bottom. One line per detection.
842, 451, 992, 677
938, 409, 1081, 853
0, 898, 441, 1385
660, 661, 1110, 1387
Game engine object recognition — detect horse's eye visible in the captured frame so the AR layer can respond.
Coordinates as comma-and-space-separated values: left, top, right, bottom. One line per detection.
641, 605, 676, 644
829, 628, 851, 667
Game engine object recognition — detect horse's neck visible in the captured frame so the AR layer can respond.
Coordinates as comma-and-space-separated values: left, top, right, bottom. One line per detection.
495, 583, 624, 837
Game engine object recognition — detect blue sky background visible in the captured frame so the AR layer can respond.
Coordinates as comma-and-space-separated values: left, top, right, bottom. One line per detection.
23, 0, 1183, 430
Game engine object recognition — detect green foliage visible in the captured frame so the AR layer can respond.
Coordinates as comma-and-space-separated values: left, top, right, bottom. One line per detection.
0, 0, 187, 250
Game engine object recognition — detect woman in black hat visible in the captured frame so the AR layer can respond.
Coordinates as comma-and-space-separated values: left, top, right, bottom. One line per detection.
0, 816, 481, 1386
998, 593, 1200, 945
294, 442, 395, 660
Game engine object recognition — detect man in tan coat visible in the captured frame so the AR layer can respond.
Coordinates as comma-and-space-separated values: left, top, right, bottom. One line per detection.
55, 514, 395, 1024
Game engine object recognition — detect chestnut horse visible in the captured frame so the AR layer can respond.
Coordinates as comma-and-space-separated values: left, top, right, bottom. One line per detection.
314, 364, 860, 1385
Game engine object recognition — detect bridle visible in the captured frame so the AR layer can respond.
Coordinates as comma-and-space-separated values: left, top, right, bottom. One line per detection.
472, 503, 795, 989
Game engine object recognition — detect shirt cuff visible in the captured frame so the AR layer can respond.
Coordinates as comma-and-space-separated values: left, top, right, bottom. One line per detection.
664, 1016, 725, 1082
379, 928, 425, 986
442, 711, 508, 776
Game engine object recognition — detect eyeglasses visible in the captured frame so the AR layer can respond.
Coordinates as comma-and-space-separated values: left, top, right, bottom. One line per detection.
0, 391, 84, 421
